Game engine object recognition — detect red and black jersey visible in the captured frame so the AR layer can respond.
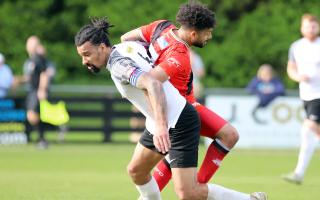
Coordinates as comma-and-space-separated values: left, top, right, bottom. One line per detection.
140, 20, 196, 103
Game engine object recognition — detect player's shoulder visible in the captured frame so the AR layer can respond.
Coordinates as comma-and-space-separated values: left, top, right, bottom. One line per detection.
143, 19, 169, 29
149, 20, 176, 34
113, 42, 145, 55
168, 42, 190, 56
153, 19, 168, 24
150, 19, 173, 26
292, 38, 308, 47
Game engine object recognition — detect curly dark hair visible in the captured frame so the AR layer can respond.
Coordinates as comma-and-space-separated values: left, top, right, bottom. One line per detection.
75, 17, 114, 46
176, 0, 216, 30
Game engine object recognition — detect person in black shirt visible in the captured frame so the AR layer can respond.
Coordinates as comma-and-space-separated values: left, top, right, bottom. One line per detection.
24, 36, 50, 149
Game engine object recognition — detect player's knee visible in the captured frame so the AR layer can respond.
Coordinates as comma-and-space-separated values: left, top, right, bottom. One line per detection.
218, 124, 239, 148
175, 186, 201, 200
175, 189, 194, 200
27, 111, 39, 125
127, 163, 138, 179
229, 125, 239, 144
127, 163, 146, 184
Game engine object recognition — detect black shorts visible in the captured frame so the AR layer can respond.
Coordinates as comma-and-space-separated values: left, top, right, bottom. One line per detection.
303, 99, 320, 123
26, 90, 39, 113
139, 102, 200, 168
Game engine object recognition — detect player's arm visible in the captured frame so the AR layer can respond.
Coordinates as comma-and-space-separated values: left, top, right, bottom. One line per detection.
37, 57, 50, 100
120, 28, 144, 42
149, 47, 189, 83
135, 72, 170, 153
287, 61, 309, 82
37, 70, 49, 100
121, 20, 163, 43
110, 56, 170, 153
148, 66, 170, 82
287, 44, 309, 83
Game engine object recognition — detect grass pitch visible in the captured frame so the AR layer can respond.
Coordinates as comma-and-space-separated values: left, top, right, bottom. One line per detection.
0, 134, 319, 200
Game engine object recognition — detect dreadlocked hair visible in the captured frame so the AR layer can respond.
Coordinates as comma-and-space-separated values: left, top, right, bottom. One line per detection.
176, 0, 216, 30
75, 17, 114, 46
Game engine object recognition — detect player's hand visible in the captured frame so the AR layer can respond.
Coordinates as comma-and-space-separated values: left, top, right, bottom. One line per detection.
153, 127, 171, 154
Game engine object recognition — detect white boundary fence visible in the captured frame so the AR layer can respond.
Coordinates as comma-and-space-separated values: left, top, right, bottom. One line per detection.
205, 94, 304, 148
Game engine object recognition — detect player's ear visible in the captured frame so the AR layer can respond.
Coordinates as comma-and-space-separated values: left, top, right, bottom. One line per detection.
190, 30, 197, 38
189, 30, 198, 43
99, 43, 107, 49
99, 43, 108, 53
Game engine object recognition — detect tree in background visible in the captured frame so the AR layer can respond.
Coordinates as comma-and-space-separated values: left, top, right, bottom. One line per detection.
0, 0, 319, 88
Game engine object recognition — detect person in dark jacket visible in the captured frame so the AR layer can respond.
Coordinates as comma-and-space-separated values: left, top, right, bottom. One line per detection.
247, 64, 285, 108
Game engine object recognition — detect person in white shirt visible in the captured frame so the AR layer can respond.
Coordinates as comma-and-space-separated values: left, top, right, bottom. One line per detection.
74, 17, 267, 200
283, 13, 320, 184
0, 53, 13, 99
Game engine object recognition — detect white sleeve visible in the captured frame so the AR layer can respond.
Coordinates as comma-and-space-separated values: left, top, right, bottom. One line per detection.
288, 44, 296, 62
108, 50, 144, 86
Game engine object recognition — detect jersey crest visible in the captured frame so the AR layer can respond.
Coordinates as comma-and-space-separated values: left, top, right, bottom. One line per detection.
157, 36, 169, 50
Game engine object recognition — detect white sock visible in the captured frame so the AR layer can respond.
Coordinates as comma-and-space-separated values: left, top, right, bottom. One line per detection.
136, 177, 161, 200
294, 126, 319, 177
207, 184, 250, 200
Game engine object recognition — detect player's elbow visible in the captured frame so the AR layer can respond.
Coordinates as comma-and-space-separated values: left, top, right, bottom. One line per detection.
148, 78, 163, 93
120, 34, 128, 42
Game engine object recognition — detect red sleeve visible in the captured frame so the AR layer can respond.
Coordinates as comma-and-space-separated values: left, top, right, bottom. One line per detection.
158, 45, 190, 78
140, 20, 167, 43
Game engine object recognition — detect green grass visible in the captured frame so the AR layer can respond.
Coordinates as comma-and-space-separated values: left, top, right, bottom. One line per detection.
0, 137, 319, 200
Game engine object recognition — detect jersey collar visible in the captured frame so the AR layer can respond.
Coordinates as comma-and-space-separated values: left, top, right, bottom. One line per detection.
169, 29, 190, 48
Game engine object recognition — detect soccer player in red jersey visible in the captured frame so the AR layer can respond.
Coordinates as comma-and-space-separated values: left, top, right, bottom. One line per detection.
121, 0, 239, 190
76, 16, 267, 200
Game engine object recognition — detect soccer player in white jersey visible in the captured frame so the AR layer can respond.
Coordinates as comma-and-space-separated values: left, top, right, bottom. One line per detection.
75, 17, 267, 200
283, 14, 320, 184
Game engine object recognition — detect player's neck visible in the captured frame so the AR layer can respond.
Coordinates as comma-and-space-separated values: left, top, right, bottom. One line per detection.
105, 47, 112, 65
175, 29, 192, 46
304, 35, 318, 42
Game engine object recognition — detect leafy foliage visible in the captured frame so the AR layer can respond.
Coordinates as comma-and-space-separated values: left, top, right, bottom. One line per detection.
0, 0, 319, 88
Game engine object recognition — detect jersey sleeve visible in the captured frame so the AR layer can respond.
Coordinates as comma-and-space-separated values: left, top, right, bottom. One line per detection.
288, 43, 296, 63
158, 45, 190, 78
108, 51, 144, 87
140, 20, 167, 43
33, 54, 48, 73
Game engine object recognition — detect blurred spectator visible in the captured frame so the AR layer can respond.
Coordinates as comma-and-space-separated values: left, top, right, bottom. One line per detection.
36, 44, 67, 142
246, 64, 285, 108
283, 14, 320, 184
190, 49, 205, 99
34, 44, 56, 82
23, 36, 50, 149
0, 53, 14, 98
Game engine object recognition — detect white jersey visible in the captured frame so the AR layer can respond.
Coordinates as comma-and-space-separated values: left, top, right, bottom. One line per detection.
289, 37, 320, 100
106, 42, 186, 134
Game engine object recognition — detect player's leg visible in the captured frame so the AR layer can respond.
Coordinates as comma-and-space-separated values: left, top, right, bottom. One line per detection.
283, 119, 320, 184
152, 103, 239, 189
171, 168, 267, 200
171, 167, 207, 199
127, 130, 164, 199
195, 104, 239, 183
152, 155, 171, 191
166, 102, 205, 199
295, 120, 319, 178
283, 100, 320, 184
152, 102, 202, 191
26, 91, 47, 148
